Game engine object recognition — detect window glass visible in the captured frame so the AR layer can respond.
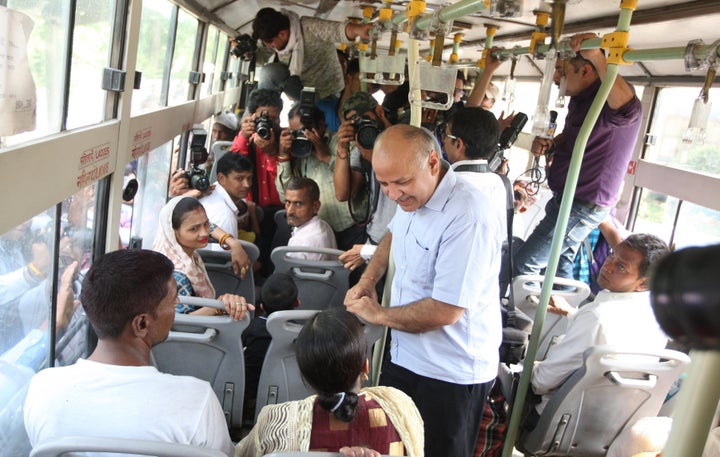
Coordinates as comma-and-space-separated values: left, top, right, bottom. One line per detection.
167, 9, 197, 105
228, 52, 241, 88
66, 0, 116, 129
212, 38, 227, 94
0, 185, 94, 455
644, 86, 720, 179
202, 26, 219, 96
672, 200, 720, 249
633, 188, 720, 250
132, 142, 173, 248
132, 0, 173, 114
2, 0, 70, 146
632, 189, 678, 247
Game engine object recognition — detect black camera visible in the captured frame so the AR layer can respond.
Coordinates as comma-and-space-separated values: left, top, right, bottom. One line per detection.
355, 116, 382, 150
291, 88, 317, 158
230, 34, 257, 60
186, 126, 210, 192
254, 110, 273, 140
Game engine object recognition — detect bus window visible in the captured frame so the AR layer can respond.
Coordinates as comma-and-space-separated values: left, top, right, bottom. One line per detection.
0, 186, 95, 455
202, 25, 220, 97
131, 141, 173, 249
167, 8, 199, 106
213, 34, 228, 94
132, 0, 174, 114
633, 189, 720, 249
633, 189, 678, 244
66, 0, 116, 130
3, 0, 71, 145
644, 86, 720, 179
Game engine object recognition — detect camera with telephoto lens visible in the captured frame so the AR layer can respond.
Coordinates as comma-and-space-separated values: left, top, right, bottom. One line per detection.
354, 116, 383, 150
254, 110, 273, 140
291, 88, 317, 158
230, 34, 257, 60
186, 126, 210, 192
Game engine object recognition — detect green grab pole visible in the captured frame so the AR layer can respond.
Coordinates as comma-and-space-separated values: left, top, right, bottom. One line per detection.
493, 41, 720, 64
392, 0, 488, 28
500, 65, 620, 457
501, 5, 634, 455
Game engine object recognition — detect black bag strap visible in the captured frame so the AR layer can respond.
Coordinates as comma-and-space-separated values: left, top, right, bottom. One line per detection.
453, 163, 490, 174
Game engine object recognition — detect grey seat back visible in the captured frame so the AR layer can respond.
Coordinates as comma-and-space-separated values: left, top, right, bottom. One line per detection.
30, 436, 226, 457
512, 274, 590, 360
198, 240, 259, 304
518, 345, 690, 457
255, 310, 384, 421
270, 246, 349, 310
208, 141, 232, 183
271, 209, 292, 251
151, 297, 250, 431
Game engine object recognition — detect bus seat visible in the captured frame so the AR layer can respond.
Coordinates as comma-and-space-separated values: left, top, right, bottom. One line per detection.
270, 246, 349, 310
511, 275, 591, 361
271, 209, 292, 252
29, 436, 227, 457
517, 345, 690, 457
151, 297, 250, 432
208, 141, 233, 183
198, 240, 259, 304
255, 310, 383, 422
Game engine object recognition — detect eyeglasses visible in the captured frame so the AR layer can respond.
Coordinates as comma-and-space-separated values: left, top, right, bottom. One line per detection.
441, 131, 458, 142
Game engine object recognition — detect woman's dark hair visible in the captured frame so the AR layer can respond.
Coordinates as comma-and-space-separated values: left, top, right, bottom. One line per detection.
171, 197, 204, 230
295, 308, 366, 422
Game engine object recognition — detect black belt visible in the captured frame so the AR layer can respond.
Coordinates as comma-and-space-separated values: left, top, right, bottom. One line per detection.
554, 193, 606, 210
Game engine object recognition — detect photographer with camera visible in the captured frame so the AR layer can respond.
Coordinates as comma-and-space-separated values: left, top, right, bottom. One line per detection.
169, 125, 217, 199
251, 8, 372, 132
333, 92, 395, 274
231, 88, 284, 276
276, 95, 362, 251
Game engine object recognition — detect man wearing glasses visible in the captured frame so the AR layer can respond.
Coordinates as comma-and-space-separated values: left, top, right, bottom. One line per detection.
513, 32, 643, 280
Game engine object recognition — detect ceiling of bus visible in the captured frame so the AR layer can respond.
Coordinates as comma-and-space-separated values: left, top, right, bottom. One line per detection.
179, 0, 720, 80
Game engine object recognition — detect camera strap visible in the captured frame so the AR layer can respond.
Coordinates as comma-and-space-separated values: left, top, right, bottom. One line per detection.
348, 160, 379, 226
248, 142, 260, 203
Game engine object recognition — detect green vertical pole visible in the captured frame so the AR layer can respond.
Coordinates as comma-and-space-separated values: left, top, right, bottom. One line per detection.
501, 4, 635, 456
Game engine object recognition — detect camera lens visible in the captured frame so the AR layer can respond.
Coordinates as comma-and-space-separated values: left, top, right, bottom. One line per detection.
357, 124, 379, 150
256, 124, 271, 139
291, 135, 313, 158
190, 172, 210, 192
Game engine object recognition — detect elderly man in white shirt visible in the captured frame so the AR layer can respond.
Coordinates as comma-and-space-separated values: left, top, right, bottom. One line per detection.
284, 177, 337, 260
344, 124, 505, 457
530, 233, 671, 419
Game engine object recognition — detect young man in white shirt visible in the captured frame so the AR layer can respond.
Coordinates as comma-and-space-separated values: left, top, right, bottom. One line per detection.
530, 233, 671, 420
23, 250, 239, 457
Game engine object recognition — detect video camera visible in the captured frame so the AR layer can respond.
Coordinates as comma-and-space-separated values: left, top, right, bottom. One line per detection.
488, 112, 528, 172
291, 88, 317, 158
230, 34, 257, 61
186, 125, 210, 192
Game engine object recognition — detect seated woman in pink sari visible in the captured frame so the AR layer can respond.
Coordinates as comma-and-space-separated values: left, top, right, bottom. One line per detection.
153, 196, 254, 319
